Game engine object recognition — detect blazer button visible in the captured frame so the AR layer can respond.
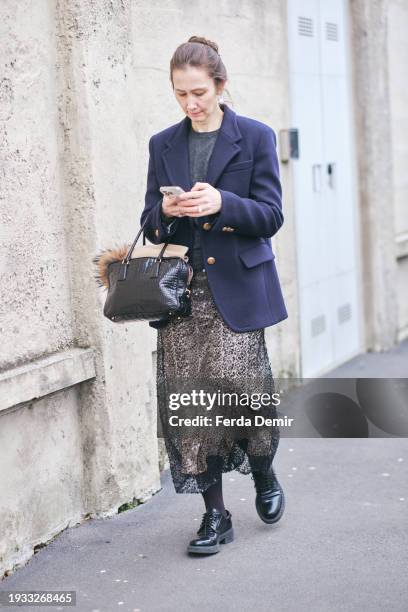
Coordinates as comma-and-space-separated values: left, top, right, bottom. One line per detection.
203, 222, 212, 231
207, 256, 216, 265
155, 228, 160, 237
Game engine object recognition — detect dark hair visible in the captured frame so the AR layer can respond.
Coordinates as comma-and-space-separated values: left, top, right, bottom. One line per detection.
170, 36, 232, 103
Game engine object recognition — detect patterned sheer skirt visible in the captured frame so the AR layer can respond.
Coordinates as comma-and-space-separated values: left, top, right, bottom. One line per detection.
156, 268, 280, 494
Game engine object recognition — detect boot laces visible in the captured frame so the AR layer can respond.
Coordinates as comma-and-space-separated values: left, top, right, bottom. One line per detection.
252, 470, 277, 495
198, 510, 219, 536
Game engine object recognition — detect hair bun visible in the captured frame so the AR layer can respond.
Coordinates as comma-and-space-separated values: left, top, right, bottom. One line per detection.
188, 36, 219, 54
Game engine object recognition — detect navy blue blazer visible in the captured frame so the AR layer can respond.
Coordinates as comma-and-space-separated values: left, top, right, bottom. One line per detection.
141, 103, 288, 332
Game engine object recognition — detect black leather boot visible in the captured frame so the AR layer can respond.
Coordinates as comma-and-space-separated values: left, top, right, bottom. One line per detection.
251, 466, 285, 524
187, 508, 234, 554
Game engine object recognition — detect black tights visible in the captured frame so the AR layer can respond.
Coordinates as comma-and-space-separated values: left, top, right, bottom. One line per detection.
201, 476, 227, 517
201, 457, 273, 517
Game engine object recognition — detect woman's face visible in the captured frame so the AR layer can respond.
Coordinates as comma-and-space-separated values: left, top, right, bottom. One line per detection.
172, 65, 224, 123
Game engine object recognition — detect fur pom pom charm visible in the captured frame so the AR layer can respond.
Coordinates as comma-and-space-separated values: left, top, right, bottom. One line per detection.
92, 244, 130, 290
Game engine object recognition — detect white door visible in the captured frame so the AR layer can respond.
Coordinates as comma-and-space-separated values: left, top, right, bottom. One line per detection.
287, 0, 362, 377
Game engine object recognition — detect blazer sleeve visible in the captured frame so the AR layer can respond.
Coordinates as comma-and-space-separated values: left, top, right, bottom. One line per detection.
210, 127, 284, 238
140, 135, 180, 243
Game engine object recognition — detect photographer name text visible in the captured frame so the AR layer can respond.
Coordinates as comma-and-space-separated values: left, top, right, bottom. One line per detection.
168, 415, 294, 427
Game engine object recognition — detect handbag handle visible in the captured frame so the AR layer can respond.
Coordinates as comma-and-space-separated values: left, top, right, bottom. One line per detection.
123, 206, 170, 262
119, 205, 171, 281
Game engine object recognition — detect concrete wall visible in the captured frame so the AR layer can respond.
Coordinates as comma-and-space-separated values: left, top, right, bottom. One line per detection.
0, 2, 74, 369
387, 0, 408, 340
0, 0, 161, 578
349, 0, 408, 348
349, 0, 399, 351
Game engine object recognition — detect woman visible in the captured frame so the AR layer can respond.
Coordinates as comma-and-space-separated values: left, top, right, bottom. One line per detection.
141, 36, 288, 555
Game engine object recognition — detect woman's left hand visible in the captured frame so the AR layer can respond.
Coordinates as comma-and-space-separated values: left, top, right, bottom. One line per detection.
176, 182, 222, 217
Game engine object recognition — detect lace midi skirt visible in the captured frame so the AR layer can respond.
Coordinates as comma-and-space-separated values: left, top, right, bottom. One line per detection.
156, 268, 280, 494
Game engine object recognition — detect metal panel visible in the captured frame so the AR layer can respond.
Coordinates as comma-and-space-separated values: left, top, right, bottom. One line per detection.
288, 0, 361, 376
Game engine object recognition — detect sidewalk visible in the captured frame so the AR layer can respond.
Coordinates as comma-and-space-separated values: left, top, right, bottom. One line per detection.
1, 343, 408, 612
322, 338, 408, 378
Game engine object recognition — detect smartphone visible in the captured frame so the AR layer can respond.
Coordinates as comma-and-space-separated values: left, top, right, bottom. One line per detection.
160, 186, 185, 198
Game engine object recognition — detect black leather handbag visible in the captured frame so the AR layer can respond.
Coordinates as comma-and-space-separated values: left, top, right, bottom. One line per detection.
93, 214, 193, 324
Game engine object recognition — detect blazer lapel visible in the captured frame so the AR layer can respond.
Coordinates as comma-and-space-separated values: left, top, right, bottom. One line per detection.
161, 103, 243, 190
205, 104, 242, 186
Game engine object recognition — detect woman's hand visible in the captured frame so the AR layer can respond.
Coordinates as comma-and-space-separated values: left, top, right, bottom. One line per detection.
177, 182, 222, 217
161, 194, 183, 218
